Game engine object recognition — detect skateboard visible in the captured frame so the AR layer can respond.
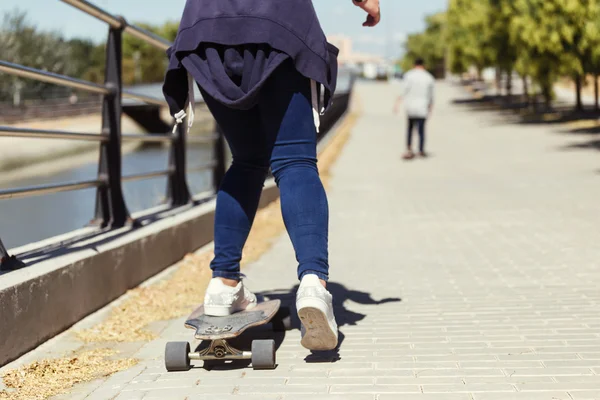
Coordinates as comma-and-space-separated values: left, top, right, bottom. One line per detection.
165, 299, 289, 371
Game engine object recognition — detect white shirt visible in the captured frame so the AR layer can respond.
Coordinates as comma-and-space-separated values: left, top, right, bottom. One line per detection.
402, 68, 435, 118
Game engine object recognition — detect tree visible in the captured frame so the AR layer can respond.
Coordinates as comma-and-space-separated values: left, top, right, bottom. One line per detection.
0, 10, 180, 102
588, 19, 600, 111
509, 0, 600, 110
0, 10, 74, 103
401, 13, 446, 78
486, 0, 518, 97
573, 0, 600, 111
446, 0, 493, 79
121, 21, 179, 85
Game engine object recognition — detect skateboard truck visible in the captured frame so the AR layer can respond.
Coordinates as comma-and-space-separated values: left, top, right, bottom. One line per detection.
165, 339, 275, 371
165, 299, 290, 371
193, 339, 250, 360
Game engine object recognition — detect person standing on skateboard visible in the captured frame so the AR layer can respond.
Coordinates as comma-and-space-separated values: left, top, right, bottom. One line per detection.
163, 0, 381, 351
394, 58, 435, 159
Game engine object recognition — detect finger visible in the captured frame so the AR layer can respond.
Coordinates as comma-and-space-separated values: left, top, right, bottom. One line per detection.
366, 11, 381, 27
371, 13, 381, 27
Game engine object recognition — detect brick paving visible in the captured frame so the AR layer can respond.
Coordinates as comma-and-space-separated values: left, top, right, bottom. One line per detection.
6, 81, 600, 400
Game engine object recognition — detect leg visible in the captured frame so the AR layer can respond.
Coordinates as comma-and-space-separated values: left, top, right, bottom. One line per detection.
201, 90, 269, 281
404, 118, 415, 159
258, 61, 329, 282
259, 62, 338, 350
418, 118, 426, 155
407, 118, 414, 150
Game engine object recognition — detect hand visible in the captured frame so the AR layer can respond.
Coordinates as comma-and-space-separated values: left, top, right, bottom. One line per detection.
353, 0, 381, 27
394, 98, 401, 114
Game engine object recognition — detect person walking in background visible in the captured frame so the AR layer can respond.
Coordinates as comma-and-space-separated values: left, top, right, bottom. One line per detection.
394, 58, 435, 159
163, 0, 381, 351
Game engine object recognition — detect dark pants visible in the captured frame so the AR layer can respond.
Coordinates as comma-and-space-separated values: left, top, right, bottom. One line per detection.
407, 118, 426, 153
200, 61, 329, 282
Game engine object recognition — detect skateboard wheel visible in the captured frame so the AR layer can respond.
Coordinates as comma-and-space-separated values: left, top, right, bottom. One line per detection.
272, 307, 293, 331
165, 342, 191, 372
251, 339, 276, 370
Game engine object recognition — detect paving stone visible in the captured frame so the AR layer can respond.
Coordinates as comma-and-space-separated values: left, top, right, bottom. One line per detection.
473, 393, 572, 400
4, 81, 596, 400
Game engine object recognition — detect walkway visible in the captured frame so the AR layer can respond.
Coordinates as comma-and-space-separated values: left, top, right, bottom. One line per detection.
5, 81, 600, 400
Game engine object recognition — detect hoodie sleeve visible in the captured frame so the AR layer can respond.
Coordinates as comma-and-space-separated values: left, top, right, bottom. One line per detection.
162, 46, 189, 117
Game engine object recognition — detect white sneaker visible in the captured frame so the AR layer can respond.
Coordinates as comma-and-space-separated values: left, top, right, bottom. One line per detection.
203, 278, 258, 316
296, 274, 338, 350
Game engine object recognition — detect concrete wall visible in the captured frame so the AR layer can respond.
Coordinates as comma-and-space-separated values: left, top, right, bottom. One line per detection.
0, 84, 353, 366
0, 183, 280, 366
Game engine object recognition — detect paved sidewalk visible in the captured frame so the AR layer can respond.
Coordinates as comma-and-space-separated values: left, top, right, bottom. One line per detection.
8, 81, 600, 400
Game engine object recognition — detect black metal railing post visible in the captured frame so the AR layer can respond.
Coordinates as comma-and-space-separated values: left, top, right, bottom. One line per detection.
0, 237, 25, 271
94, 20, 130, 227
167, 123, 192, 206
212, 125, 227, 192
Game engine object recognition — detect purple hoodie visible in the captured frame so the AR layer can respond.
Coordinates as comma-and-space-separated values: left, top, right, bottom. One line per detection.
162, 0, 339, 115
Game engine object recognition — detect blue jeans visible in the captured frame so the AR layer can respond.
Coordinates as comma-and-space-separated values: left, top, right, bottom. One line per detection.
407, 118, 426, 153
201, 61, 329, 282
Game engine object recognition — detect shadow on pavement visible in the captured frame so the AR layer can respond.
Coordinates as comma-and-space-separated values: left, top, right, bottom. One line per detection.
257, 282, 402, 363
189, 282, 401, 370
450, 83, 600, 158
560, 139, 600, 152
450, 85, 600, 126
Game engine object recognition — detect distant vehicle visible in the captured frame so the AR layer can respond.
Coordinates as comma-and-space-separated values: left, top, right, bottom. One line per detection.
376, 65, 389, 81
362, 63, 378, 80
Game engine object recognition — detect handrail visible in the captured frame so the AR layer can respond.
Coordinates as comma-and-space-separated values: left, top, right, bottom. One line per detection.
60, 0, 122, 28
0, 61, 167, 105
0, 61, 109, 95
121, 89, 167, 106
0, 128, 217, 144
187, 135, 220, 144
0, 127, 108, 142
59, 0, 171, 50
0, 0, 353, 271
125, 25, 171, 51
121, 133, 174, 143
122, 169, 174, 182
0, 180, 105, 200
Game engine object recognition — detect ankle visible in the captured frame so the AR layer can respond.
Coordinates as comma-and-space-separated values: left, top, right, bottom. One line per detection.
217, 277, 239, 288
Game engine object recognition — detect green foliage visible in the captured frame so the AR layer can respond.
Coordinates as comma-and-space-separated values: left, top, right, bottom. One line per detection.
401, 13, 446, 77
406, 0, 600, 108
447, 0, 493, 76
0, 10, 74, 102
0, 9, 180, 102
509, 0, 600, 106
121, 21, 179, 85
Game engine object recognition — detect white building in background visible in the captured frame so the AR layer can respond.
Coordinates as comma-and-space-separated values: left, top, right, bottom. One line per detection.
327, 34, 385, 66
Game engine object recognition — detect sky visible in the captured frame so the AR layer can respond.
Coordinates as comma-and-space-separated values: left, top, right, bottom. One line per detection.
1, 0, 448, 59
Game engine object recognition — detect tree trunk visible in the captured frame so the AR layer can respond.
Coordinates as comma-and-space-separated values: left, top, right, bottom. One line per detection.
523, 76, 530, 105
595, 74, 599, 112
575, 75, 583, 112
542, 84, 553, 111
495, 68, 502, 96
506, 70, 513, 97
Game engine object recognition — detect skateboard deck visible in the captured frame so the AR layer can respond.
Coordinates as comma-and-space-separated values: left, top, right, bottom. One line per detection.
185, 299, 281, 340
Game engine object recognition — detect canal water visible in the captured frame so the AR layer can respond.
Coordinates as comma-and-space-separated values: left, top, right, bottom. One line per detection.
0, 143, 213, 249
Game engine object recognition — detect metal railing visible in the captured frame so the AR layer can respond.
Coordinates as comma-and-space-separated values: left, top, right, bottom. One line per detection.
0, 0, 227, 270
0, 0, 355, 271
